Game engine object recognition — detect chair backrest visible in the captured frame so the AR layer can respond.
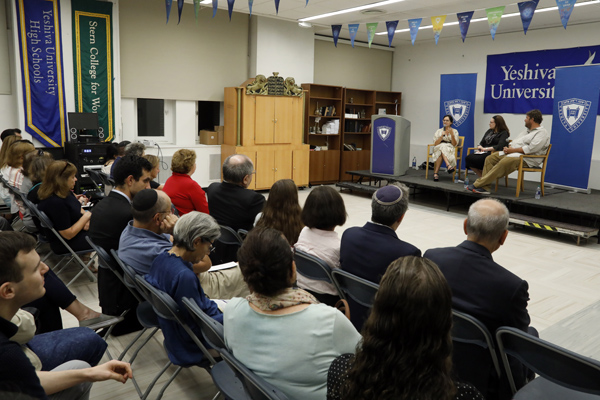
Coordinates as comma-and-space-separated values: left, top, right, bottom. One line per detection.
451, 310, 502, 397
496, 326, 600, 395
182, 297, 226, 350
331, 269, 378, 308
219, 348, 290, 400
293, 250, 343, 299
110, 249, 146, 296
217, 225, 244, 246
135, 275, 216, 365
85, 168, 105, 193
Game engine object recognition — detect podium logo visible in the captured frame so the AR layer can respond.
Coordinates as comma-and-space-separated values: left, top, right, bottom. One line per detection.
444, 99, 471, 127
377, 125, 392, 141
558, 98, 591, 133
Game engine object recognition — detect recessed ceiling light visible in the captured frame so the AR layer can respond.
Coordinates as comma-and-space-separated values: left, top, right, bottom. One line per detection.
298, 0, 405, 22
361, 9, 385, 15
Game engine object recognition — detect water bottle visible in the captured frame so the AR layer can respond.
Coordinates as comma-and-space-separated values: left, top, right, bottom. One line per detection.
535, 186, 541, 199
412, 156, 417, 170
454, 173, 459, 183
464, 175, 469, 189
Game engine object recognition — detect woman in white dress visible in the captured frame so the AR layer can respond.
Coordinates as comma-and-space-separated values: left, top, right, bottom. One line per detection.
431, 114, 459, 181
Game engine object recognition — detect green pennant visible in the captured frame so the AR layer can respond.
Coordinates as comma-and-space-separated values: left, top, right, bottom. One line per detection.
366, 22, 378, 48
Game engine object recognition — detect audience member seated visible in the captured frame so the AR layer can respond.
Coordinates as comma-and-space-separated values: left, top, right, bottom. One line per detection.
108, 140, 132, 178
37, 161, 92, 254
424, 198, 536, 393
0, 135, 18, 175
143, 154, 164, 190
146, 211, 223, 365
0, 232, 133, 400
465, 115, 510, 178
255, 179, 303, 245
431, 114, 460, 181
119, 189, 248, 299
327, 256, 484, 400
88, 155, 153, 335
101, 144, 118, 175
294, 186, 347, 306
1, 128, 22, 142
18, 150, 51, 233
0, 140, 35, 212
26, 153, 54, 235
163, 149, 208, 215
341, 183, 420, 284
224, 227, 361, 400
206, 154, 264, 233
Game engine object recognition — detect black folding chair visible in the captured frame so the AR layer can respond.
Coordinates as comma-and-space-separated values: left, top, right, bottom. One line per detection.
85, 168, 108, 197
497, 327, 600, 399
451, 310, 504, 399
219, 348, 290, 400
135, 275, 216, 400
293, 249, 344, 299
331, 269, 379, 331
212, 225, 244, 264
25, 199, 96, 287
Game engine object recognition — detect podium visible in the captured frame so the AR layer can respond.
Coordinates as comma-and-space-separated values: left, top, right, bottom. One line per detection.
371, 115, 411, 176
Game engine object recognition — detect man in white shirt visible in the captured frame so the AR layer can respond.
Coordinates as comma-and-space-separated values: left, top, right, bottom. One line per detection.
468, 109, 550, 194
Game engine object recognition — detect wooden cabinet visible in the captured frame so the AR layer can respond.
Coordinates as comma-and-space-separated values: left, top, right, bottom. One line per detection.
340, 150, 371, 181
309, 150, 340, 183
223, 82, 309, 190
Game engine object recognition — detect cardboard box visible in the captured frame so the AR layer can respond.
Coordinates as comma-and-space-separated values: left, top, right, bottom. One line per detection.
199, 130, 218, 145
214, 126, 224, 144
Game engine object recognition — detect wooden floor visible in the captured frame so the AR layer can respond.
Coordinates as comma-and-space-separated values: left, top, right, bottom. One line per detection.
50, 185, 600, 399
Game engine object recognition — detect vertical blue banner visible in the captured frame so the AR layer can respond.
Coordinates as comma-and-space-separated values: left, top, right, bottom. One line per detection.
16, 0, 67, 147
546, 65, 600, 190
372, 117, 396, 175
440, 74, 477, 170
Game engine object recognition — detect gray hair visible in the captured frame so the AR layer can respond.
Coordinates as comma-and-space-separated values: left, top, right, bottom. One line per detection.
466, 199, 509, 243
125, 142, 146, 157
173, 211, 221, 251
223, 154, 253, 184
371, 182, 409, 227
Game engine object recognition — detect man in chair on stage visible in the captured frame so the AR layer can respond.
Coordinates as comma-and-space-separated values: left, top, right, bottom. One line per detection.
468, 109, 550, 194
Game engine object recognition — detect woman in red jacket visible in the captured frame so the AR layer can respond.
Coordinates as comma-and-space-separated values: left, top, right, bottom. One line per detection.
163, 149, 209, 215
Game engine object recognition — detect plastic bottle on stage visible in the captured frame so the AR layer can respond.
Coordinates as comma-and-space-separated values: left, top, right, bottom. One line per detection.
454, 173, 459, 183
464, 175, 469, 189
535, 186, 541, 199
412, 157, 417, 170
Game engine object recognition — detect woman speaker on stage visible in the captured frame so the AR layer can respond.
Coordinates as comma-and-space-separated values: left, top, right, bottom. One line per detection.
431, 115, 460, 182
465, 115, 510, 178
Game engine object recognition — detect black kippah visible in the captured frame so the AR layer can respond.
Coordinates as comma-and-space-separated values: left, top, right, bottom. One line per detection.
132, 189, 158, 211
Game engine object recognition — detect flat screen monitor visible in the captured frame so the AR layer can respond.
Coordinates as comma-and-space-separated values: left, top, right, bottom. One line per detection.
68, 112, 99, 131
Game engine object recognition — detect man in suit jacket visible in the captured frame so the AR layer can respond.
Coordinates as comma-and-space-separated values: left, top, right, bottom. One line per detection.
424, 198, 534, 395
341, 183, 421, 284
340, 183, 420, 330
206, 154, 265, 232
88, 155, 153, 335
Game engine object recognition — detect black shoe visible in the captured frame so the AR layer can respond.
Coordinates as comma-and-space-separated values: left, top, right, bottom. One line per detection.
447, 167, 455, 174
433, 174, 439, 182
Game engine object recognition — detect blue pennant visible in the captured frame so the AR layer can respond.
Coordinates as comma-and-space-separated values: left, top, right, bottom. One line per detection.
212, 0, 218, 18
274, 0, 280, 15
332, 25, 342, 47
385, 20, 398, 47
248, 0, 253, 16
177, 0, 184, 24
165, 0, 173, 23
227, 0, 235, 20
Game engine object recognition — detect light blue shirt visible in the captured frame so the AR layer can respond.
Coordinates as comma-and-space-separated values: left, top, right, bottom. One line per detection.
118, 221, 171, 274
224, 298, 361, 400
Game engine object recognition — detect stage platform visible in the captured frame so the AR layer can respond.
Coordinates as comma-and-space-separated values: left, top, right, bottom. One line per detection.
336, 169, 600, 243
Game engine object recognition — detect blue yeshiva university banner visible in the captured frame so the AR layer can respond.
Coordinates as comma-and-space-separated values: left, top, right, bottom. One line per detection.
16, 0, 68, 147
440, 74, 477, 169
484, 45, 600, 115
545, 65, 600, 191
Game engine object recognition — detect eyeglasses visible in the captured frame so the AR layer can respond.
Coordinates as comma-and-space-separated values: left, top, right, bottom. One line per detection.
203, 238, 215, 253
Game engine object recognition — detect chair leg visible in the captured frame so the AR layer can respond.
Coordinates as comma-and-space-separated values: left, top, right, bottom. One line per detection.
141, 361, 173, 400
516, 171, 523, 198
540, 173, 546, 196
505, 175, 508, 187
425, 160, 429, 179
127, 327, 160, 365
495, 179, 499, 192
154, 366, 183, 400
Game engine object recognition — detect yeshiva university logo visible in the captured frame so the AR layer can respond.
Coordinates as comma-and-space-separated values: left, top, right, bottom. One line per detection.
377, 125, 392, 141
444, 99, 471, 127
559, 98, 591, 133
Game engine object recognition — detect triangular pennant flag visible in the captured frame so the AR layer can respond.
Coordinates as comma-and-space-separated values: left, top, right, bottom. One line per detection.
486, 6, 505, 40
348, 24, 359, 48
457, 11, 474, 42
366, 23, 378, 48
408, 18, 422, 45
306, 0, 308, 6
332, 25, 342, 47
227, 0, 235, 20
518, 0, 539, 34
165, 0, 173, 23
385, 20, 398, 47
194, 0, 200, 23
177, 0, 184, 24
556, 0, 577, 29
212, 0, 218, 18
248, 0, 253, 16
430, 15, 446, 45
274, 0, 280, 15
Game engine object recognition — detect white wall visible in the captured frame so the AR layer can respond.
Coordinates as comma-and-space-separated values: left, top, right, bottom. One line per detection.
249, 16, 315, 85
393, 22, 600, 189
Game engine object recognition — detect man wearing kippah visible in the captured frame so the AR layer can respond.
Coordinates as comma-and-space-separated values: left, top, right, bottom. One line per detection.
340, 183, 420, 328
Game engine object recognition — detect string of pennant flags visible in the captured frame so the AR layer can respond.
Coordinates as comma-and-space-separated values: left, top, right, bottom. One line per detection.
162, 0, 578, 47
164, 0, 309, 24
332, 0, 578, 48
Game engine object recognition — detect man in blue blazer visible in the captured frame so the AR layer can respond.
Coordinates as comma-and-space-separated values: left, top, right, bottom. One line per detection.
340, 183, 420, 329
424, 198, 534, 398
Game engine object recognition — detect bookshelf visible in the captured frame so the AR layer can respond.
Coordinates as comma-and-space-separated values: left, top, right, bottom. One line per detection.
340, 88, 375, 181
